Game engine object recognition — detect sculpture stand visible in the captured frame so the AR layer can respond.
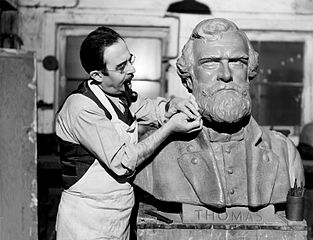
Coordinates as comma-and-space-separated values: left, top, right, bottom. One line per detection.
136, 203, 307, 240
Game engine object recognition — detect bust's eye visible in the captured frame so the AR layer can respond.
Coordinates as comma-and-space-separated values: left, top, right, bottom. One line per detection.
229, 61, 244, 68
199, 59, 219, 70
229, 59, 248, 68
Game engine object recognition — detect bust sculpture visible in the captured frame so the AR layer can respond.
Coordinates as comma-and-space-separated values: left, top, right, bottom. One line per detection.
134, 18, 304, 208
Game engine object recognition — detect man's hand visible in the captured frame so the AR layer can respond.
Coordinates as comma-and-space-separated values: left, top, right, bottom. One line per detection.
134, 112, 202, 168
167, 113, 203, 133
165, 96, 200, 120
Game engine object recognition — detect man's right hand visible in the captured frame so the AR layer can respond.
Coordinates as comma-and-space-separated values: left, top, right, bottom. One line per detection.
167, 112, 203, 133
134, 112, 202, 168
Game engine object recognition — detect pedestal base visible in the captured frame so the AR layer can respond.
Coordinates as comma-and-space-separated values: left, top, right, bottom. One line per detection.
136, 204, 307, 240
137, 224, 307, 240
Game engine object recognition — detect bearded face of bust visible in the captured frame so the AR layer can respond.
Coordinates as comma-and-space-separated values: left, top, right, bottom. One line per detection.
190, 31, 252, 124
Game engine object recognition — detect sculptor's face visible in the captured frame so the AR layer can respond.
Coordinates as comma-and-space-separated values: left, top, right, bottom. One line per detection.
191, 32, 252, 123
101, 39, 135, 96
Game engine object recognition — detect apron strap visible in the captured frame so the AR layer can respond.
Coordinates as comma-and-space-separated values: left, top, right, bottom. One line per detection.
88, 80, 134, 125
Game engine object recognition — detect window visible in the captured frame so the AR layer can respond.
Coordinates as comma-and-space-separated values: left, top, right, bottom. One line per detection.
250, 41, 304, 127
245, 31, 313, 139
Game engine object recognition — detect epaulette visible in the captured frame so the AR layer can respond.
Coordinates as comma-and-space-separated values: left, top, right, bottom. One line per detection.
271, 130, 287, 139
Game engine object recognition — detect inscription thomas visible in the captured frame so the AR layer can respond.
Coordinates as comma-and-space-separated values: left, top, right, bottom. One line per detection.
182, 204, 281, 224
194, 209, 263, 223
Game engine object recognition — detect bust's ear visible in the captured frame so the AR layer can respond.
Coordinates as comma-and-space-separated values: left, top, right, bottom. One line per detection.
89, 70, 104, 83
183, 78, 193, 93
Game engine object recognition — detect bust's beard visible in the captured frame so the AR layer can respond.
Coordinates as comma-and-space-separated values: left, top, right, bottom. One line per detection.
196, 83, 252, 124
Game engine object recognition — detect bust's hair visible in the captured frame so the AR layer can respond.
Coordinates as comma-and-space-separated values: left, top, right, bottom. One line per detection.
177, 18, 258, 86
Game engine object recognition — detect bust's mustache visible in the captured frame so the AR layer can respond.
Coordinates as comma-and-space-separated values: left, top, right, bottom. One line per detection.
201, 82, 249, 98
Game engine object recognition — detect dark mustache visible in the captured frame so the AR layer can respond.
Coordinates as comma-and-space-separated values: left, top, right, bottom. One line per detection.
126, 73, 134, 81
123, 75, 137, 104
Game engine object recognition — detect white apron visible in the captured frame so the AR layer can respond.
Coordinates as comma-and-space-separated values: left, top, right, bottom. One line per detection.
56, 81, 138, 240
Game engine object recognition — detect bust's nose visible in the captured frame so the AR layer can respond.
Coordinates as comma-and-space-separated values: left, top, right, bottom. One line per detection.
217, 61, 232, 83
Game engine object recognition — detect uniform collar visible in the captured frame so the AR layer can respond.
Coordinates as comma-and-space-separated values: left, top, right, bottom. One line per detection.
244, 117, 263, 146
206, 116, 263, 144
208, 127, 245, 142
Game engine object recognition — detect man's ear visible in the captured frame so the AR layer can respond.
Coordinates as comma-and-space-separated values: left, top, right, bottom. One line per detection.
89, 70, 104, 83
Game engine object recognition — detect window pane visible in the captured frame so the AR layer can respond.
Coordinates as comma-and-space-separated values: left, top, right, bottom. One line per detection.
250, 84, 302, 125
250, 41, 304, 126
125, 38, 162, 80
66, 36, 88, 80
253, 42, 303, 83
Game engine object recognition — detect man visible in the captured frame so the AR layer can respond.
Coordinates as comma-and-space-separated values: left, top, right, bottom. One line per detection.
135, 18, 304, 208
55, 26, 202, 240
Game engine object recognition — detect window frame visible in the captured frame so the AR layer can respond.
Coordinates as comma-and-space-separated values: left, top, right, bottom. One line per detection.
245, 31, 313, 135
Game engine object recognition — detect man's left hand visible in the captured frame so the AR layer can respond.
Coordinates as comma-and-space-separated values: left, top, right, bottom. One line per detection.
165, 96, 200, 120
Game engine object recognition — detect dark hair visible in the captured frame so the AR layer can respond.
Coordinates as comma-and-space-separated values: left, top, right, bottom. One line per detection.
80, 26, 123, 74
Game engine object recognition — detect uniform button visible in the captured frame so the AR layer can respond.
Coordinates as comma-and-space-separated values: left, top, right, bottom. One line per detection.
187, 145, 194, 152
225, 147, 231, 153
230, 189, 235, 195
226, 169, 233, 174
262, 154, 270, 162
191, 157, 198, 164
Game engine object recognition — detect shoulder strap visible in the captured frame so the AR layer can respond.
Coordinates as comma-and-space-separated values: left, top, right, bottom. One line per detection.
59, 79, 135, 125
87, 80, 134, 125
71, 80, 112, 120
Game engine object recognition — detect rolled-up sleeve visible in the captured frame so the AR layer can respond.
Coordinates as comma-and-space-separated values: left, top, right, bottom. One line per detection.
56, 94, 138, 176
130, 95, 168, 127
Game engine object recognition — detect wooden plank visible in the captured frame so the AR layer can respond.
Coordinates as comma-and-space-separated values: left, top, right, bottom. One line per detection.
0, 49, 37, 240
137, 228, 307, 240
137, 202, 307, 239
